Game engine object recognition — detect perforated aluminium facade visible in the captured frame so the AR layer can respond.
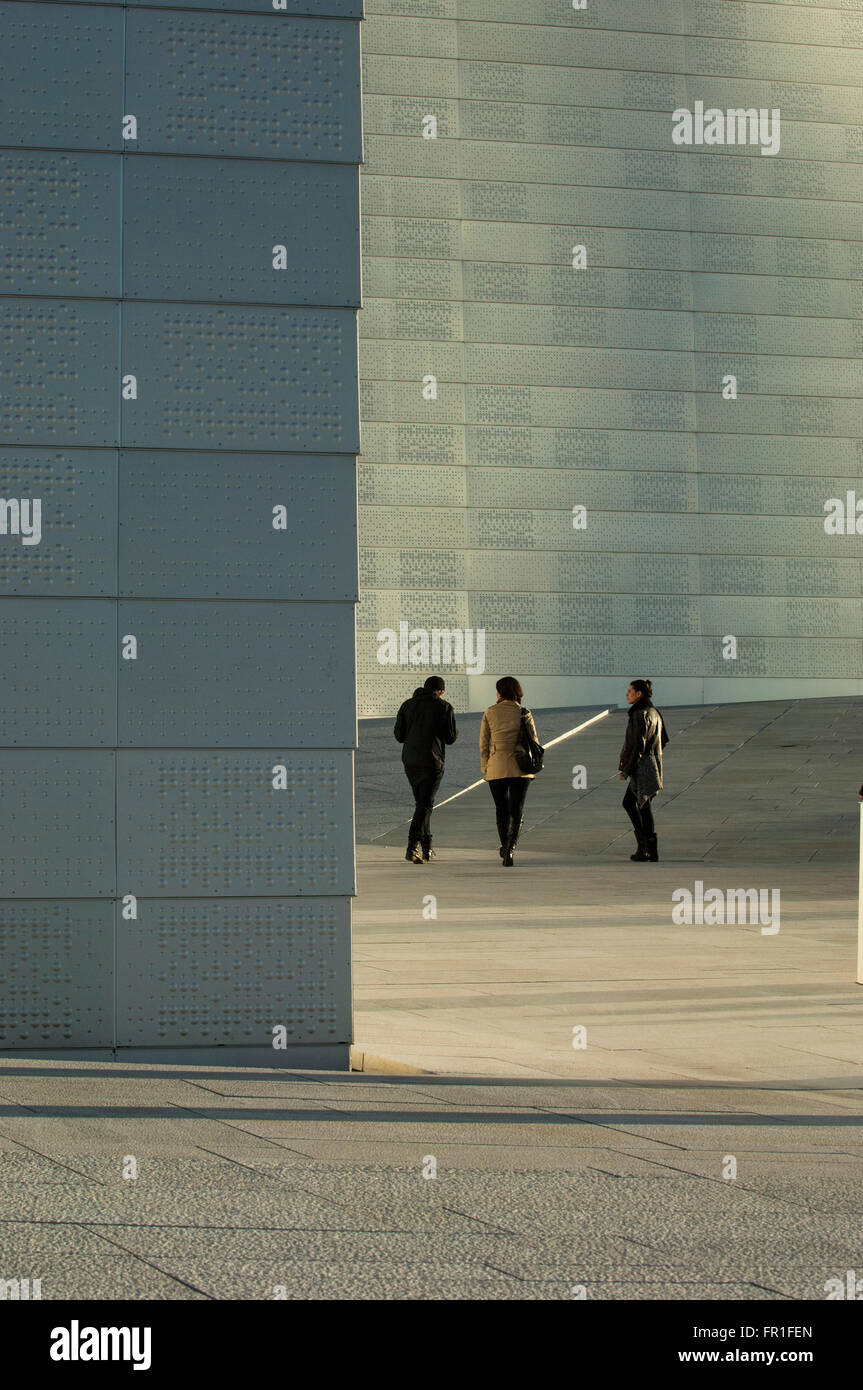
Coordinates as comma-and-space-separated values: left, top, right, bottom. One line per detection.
0, 0, 362, 1063
358, 0, 863, 714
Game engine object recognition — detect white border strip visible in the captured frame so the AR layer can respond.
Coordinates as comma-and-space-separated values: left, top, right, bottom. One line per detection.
433, 707, 613, 810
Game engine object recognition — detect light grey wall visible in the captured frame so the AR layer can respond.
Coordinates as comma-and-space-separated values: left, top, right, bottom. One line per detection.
357, 0, 863, 716
0, 0, 362, 1064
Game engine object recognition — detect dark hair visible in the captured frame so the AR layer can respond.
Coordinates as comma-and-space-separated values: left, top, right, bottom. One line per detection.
424, 675, 445, 693
630, 679, 653, 700
496, 676, 523, 703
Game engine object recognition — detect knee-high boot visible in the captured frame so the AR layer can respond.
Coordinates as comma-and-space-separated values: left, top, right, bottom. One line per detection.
503, 814, 524, 867
495, 803, 508, 857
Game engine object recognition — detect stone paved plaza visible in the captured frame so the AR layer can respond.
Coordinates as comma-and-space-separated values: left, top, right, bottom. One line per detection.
1, 697, 861, 1300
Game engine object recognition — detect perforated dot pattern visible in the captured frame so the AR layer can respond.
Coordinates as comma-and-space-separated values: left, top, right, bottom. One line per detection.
117, 897, 350, 1047
0, 0, 361, 1056
0, 753, 115, 898
126, 11, 360, 161
0, 902, 112, 1046
118, 751, 354, 896
118, 601, 355, 746
124, 159, 360, 307
122, 305, 358, 451
0, 153, 120, 298
0, 301, 117, 445
0, 449, 116, 594
120, 452, 357, 600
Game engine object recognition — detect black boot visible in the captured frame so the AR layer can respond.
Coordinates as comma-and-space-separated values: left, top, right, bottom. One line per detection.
646, 835, 659, 862
630, 837, 649, 861
421, 835, 436, 862
502, 815, 519, 867
405, 842, 424, 864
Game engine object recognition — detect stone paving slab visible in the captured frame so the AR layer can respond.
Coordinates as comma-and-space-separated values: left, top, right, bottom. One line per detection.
0, 1251, 207, 1300
1, 1060, 861, 1298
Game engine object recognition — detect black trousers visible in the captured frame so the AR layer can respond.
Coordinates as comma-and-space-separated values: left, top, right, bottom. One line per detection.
405, 764, 443, 846
488, 777, 530, 845
622, 785, 655, 841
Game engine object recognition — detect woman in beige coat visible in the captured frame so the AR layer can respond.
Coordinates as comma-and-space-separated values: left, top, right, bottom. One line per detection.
479, 676, 540, 867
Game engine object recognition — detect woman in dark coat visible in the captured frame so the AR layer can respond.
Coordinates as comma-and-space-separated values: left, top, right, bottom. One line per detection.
618, 679, 669, 861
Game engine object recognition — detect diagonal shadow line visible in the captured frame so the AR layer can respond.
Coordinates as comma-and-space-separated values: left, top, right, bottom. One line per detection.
0, 1065, 860, 1091
0, 1105, 861, 1126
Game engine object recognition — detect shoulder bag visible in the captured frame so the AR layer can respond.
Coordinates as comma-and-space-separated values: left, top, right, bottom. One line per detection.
513, 707, 545, 774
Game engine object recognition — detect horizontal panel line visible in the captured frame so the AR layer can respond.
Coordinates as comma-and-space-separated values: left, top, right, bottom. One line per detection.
1, 0, 361, 16
361, 52, 863, 93
4, 287, 861, 307
361, 465, 862, 479
362, 549, 861, 559
360, 345, 863, 360
0, 445, 358, 457
366, 135, 863, 169
0, 144, 361, 167
360, 424, 861, 438
361, 278, 861, 294
0, 443, 361, 454
364, 589, 863, 598
359, 208, 863, 244
359, 637, 859, 642
361, 334, 862, 345
360, 427, 862, 437
362, 289, 863, 304
361, 169, 863, 203
384, 0, 863, 17
361, 93, 863, 129
359, 544, 863, 553
361, 386, 863, 397
360, 507, 859, 515
0, 894, 354, 902
362, 506, 858, 517
370, 20, 863, 52
360, 310, 863, 323
0, 598, 359, 604
359, 599, 862, 607
0, 293, 360, 312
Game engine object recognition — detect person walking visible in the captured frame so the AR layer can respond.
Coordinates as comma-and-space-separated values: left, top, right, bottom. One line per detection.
618, 679, 669, 862
394, 675, 458, 864
479, 676, 540, 867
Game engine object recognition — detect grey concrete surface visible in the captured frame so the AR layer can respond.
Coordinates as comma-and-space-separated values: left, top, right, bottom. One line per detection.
354, 697, 863, 1082
1, 1059, 862, 1300
1, 695, 861, 1302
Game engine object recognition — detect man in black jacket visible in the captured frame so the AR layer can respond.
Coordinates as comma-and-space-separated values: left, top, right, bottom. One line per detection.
394, 675, 458, 863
